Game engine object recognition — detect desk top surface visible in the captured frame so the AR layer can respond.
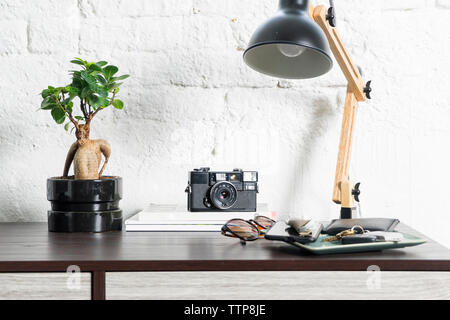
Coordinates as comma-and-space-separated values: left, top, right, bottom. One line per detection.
0, 223, 449, 272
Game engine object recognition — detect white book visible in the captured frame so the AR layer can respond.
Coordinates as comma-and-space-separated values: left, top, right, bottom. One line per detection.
126, 224, 223, 232
125, 203, 275, 232
129, 220, 226, 225
126, 203, 271, 223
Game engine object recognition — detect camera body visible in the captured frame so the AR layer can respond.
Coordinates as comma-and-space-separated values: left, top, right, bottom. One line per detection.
186, 168, 258, 212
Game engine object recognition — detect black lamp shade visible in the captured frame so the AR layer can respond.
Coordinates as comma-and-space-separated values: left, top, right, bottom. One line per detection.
243, 0, 333, 79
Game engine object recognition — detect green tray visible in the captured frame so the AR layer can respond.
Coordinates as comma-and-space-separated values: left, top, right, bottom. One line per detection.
290, 233, 426, 255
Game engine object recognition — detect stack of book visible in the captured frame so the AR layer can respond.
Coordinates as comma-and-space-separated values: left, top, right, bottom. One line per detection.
125, 203, 274, 232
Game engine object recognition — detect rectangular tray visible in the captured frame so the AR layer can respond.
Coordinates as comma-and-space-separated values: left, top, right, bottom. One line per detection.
291, 233, 426, 255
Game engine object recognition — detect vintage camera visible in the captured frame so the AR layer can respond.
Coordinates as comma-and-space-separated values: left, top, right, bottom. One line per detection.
186, 168, 258, 212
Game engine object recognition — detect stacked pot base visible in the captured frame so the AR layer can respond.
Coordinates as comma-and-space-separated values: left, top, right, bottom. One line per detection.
47, 176, 123, 232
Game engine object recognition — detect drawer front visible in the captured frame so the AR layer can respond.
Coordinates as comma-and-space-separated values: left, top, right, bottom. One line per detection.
0, 273, 91, 300
106, 271, 450, 300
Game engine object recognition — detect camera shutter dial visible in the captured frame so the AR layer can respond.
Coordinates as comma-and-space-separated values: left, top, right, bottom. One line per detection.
210, 181, 238, 210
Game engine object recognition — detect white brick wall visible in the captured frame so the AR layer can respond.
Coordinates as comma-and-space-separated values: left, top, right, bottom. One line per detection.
0, 20, 27, 54
0, 0, 449, 248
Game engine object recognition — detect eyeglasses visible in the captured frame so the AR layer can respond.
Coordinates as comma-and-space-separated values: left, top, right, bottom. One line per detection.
221, 216, 276, 245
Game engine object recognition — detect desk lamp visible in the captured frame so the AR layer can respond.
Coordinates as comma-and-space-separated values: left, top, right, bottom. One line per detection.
244, 0, 372, 219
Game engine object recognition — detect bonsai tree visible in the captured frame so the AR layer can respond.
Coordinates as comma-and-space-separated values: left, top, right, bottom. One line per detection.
40, 58, 129, 180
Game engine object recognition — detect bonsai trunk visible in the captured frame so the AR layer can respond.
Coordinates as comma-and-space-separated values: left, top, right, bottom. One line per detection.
63, 123, 111, 180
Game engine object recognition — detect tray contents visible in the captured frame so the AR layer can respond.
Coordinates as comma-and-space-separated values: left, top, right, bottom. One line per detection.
265, 220, 426, 255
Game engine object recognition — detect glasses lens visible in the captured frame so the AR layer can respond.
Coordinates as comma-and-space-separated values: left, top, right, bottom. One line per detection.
225, 219, 259, 240
253, 216, 275, 229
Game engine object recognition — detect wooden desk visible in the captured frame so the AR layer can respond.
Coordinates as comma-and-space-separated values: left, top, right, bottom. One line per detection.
0, 223, 449, 300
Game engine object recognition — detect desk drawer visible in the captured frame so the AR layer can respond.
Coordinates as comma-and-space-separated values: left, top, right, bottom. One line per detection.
106, 271, 450, 300
0, 273, 91, 300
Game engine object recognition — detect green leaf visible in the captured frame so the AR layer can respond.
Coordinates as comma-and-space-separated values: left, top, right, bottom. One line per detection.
51, 107, 66, 124
112, 74, 130, 81
80, 70, 97, 90
107, 83, 119, 92
64, 101, 73, 113
112, 99, 124, 110
81, 87, 90, 99
61, 99, 73, 113
75, 116, 85, 121
88, 94, 109, 109
70, 60, 85, 66
98, 97, 109, 108
71, 71, 81, 80
41, 89, 52, 98
97, 86, 108, 97
95, 74, 107, 85
40, 96, 57, 110
73, 57, 87, 65
64, 122, 71, 131
41, 102, 56, 110
88, 63, 103, 73
103, 65, 118, 81
67, 86, 80, 99
80, 70, 95, 81
96, 61, 108, 67
53, 87, 63, 97
70, 79, 83, 91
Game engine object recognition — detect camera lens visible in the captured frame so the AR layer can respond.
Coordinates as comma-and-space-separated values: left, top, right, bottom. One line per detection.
210, 181, 237, 210
220, 190, 229, 199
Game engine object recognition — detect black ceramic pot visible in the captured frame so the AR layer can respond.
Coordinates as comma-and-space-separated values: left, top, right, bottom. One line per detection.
47, 176, 123, 232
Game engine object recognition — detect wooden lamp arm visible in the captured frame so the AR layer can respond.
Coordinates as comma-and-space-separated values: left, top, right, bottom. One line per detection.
311, 5, 366, 101
310, 4, 368, 205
